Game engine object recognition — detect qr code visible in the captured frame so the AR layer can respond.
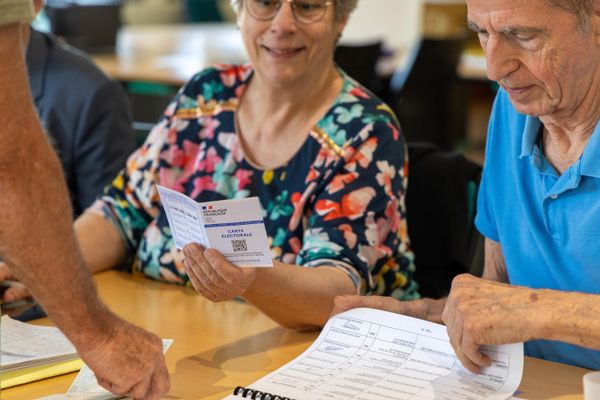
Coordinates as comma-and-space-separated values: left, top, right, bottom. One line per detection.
231, 239, 248, 252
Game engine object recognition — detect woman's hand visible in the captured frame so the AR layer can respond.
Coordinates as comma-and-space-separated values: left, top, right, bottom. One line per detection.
182, 243, 257, 302
0, 261, 31, 302
332, 295, 446, 324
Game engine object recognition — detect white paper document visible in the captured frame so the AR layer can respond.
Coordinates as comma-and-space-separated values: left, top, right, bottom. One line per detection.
157, 185, 272, 267
36, 340, 173, 400
224, 308, 524, 400
1, 315, 78, 371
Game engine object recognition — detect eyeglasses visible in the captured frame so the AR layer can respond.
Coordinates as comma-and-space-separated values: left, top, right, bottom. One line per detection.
245, 0, 334, 24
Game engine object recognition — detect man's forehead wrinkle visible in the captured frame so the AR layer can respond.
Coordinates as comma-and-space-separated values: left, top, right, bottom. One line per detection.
468, 0, 533, 31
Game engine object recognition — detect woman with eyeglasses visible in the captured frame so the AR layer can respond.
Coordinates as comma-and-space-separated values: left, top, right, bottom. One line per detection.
0, 0, 417, 330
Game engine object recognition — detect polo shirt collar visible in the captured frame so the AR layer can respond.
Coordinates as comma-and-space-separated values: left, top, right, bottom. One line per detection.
580, 120, 600, 178
519, 116, 542, 161
519, 115, 600, 179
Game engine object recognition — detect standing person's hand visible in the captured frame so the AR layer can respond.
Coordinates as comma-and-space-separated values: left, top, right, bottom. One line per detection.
183, 243, 257, 302
442, 274, 541, 374
77, 313, 170, 400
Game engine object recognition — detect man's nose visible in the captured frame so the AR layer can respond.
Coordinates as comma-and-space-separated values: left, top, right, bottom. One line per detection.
484, 35, 519, 83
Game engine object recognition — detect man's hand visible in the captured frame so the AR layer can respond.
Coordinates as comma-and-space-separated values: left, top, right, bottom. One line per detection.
332, 295, 445, 324
442, 274, 541, 374
183, 243, 257, 302
0, 261, 31, 302
78, 314, 170, 400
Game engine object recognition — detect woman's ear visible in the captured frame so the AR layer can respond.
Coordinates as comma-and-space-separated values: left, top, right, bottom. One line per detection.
337, 14, 349, 36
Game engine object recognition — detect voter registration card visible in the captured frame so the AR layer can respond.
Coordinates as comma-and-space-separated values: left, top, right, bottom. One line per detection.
157, 185, 273, 267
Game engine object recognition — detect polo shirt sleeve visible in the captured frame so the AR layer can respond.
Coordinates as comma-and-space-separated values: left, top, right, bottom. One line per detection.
0, 0, 34, 25
474, 92, 506, 243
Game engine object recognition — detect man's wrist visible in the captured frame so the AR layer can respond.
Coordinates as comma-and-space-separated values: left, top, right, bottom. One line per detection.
530, 288, 565, 341
64, 302, 117, 352
0, 0, 34, 26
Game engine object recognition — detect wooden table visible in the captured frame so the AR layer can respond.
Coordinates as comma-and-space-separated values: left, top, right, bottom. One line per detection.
1, 270, 590, 400
93, 23, 249, 87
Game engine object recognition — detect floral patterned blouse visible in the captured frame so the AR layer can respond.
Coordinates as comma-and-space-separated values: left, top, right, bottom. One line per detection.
91, 64, 418, 299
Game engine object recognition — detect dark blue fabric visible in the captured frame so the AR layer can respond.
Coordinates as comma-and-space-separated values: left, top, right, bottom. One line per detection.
26, 29, 135, 216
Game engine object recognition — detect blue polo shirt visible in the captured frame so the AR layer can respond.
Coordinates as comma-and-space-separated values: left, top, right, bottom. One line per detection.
475, 89, 600, 370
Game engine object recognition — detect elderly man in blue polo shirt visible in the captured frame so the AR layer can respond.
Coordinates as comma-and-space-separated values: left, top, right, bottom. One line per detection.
332, 0, 600, 373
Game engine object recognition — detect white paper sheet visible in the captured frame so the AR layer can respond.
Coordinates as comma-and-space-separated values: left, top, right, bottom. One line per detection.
224, 308, 524, 400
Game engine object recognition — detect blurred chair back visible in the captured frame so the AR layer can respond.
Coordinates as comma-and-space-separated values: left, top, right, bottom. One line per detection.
185, 0, 223, 22
340, 0, 423, 96
391, 36, 467, 150
45, 2, 121, 54
334, 41, 382, 93
406, 142, 483, 299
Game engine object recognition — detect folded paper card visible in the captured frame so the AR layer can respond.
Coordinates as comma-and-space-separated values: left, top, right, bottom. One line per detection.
157, 185, 272, 267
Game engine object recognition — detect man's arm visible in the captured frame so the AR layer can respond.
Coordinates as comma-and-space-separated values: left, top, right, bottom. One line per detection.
0, 22, 168, 399
481, 238, 509, 282
442, 238, 600, 373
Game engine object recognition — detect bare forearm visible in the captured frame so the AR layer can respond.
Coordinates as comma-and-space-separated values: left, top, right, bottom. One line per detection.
75, 212, 127, 274
535, 289, 600, 349
0, 24, 110, 348
243, 262, 357, 330
482, 238, 509, 283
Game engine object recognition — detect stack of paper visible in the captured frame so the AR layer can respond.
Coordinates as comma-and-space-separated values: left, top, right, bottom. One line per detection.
1, 315, 83, 388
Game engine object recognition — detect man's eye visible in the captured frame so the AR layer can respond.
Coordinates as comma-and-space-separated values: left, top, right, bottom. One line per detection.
516, 34, 535, 42
506, 30, 536, 42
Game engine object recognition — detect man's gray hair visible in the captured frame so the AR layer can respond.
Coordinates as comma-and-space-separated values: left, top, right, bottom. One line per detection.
547, 0, 594, 30
230, 0, 359, 21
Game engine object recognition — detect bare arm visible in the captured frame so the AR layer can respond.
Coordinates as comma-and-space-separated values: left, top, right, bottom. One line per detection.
74, 212, 128, 274
183, 244, 447, 330
331, 294, 447, 324
0, 201, 128, 298
0, 22, 103, 348
327, 238, 509, 330
481, 238, 509, 282
243, 261, 356, 330
0, 22, 168, 399
183, 243, 356, 330
443, 239, 600, 373
484, 238, 600, 348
